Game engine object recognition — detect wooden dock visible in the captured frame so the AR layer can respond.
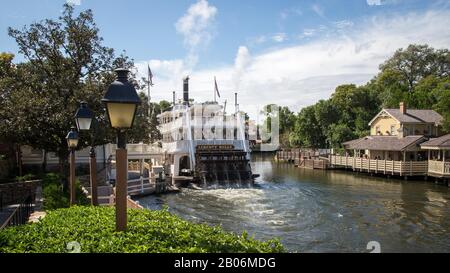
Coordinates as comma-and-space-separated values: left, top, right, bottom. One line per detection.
275, 150, 330, 170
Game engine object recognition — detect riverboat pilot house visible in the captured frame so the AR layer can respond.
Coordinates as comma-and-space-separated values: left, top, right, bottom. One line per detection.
331, 102, 450, 178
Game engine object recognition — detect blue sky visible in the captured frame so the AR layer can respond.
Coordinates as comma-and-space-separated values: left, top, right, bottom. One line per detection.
1, 0, 450, 118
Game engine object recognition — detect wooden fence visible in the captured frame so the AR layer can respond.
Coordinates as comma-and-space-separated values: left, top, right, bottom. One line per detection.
330, 155, 428, 176
428, 160, 450, 177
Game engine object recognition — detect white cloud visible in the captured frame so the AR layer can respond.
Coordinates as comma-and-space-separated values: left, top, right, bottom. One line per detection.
279, 7, 303, 20
367, 0, 382, 5
271, 33, 287, 43
333, 20, 354, 29
175, 0, 217, 53
66, 0, 81, 6
367, 0, 402, 6
311, 4, 325, 17
138, 9, 450, 119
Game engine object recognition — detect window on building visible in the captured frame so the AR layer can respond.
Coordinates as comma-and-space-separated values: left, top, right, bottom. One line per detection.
376, 126, 380, 135
390, 125, 395, 135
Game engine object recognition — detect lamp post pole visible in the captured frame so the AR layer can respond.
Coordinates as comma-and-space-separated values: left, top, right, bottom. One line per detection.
66, 126, 79, 206
115, 130, 127, 231
89, 147, 98, 206
69, 147, 76, 205
102, 68, 141, 232
75, 101, 98, 206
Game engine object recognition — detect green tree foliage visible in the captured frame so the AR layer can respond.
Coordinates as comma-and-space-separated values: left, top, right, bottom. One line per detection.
0, 4, 154, 177
375, 44, 450, 108
432, 79, 450, 132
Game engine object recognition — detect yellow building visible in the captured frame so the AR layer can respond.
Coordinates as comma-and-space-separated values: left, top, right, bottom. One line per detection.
369, 102, 442, 137
344, 102, 443, 161
331, 102, 446, 177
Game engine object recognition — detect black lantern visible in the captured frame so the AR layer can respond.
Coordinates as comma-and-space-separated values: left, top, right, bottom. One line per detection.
102, 68, 141, 130
75, 101, 94, 131
66, 126, 79, 149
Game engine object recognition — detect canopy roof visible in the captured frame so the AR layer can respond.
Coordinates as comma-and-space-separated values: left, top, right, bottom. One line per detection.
421, 134, 450, 150
343, 135, 426, 151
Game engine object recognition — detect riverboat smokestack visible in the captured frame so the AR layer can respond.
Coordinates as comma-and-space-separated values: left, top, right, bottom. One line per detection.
173, 91, 176, 106
183, 76, 189, 106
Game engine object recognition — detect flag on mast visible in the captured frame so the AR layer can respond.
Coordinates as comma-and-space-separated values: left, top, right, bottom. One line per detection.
147, 64, 153, 120
148, 64, 154, 86
214, 76, 220, 99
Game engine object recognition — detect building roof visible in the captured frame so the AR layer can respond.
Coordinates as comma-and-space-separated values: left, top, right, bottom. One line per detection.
420, 134, 450, 149
385, 109, 442, 124
343, 135, 426, 151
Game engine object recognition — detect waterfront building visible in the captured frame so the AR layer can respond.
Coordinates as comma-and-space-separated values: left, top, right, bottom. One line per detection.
421, 134, 450, 178
331, 102, 447, 178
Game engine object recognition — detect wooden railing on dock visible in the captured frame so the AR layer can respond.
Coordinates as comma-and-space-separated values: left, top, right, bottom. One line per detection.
276, 150, 330, 169
330, 155, 428, 176
428, 160, 450, 176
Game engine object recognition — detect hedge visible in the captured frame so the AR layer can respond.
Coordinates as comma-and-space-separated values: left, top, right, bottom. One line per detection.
0, 206, 284, 253
41, 173, 89, 210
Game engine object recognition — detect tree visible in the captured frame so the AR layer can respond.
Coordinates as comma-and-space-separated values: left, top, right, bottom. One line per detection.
432, 78, 450, 132
327, 123, 354, 148
379, 44, 450, 93
1, 4, 149, 177
290, 105, 326, 148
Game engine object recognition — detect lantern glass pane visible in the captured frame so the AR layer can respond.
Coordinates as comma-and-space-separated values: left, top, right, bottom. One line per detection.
68, 139, 78, 148
106, 103, 136, 129
76, 117, 92, 131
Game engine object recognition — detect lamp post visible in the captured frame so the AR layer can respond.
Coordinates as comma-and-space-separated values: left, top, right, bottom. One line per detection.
66, 127, 79, 206
75, 102, 98, 206
102, 68, 141, 231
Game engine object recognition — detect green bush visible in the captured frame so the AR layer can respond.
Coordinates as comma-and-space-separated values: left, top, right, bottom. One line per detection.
0, 206, 284, 253
41, 173, 89, 210
15, 173, 37, 182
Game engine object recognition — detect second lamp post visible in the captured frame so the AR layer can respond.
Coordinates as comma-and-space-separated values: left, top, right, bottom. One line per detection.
75, 101, 98, 206
66, 127, 79, 205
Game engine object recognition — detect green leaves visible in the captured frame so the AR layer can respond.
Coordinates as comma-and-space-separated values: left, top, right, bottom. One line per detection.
0, 206, 284, 253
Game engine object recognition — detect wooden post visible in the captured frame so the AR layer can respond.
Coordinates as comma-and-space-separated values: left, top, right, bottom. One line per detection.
140, 159, 144, 193
410, 161, 412, 176
90, 152, 98, 206
115, 148, 127, 232
69, 149, 76, 206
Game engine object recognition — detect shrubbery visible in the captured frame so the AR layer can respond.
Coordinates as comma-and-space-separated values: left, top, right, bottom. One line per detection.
41, 173, 89, 210
0, 206, 284, 253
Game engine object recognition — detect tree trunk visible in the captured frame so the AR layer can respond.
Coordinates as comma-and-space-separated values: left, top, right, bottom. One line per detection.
15, 143, 23, 177
58, 150, 69, 192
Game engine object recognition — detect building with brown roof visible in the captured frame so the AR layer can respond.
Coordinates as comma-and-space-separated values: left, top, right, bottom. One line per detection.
331, 102, 448, 178
420, 134, 450, 178
342, 102, 443, 161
